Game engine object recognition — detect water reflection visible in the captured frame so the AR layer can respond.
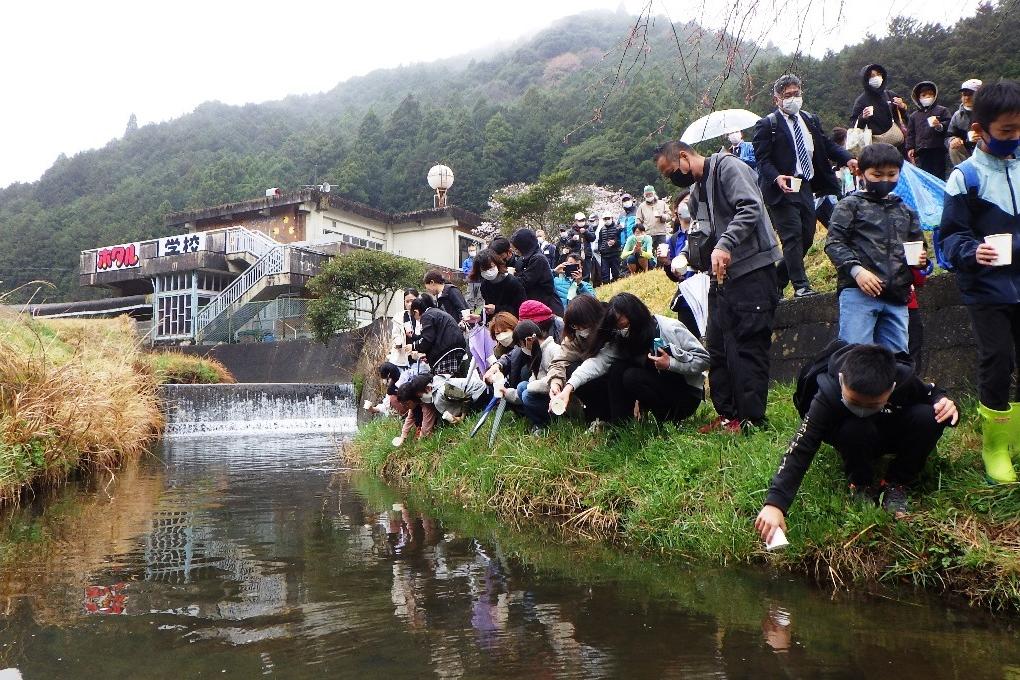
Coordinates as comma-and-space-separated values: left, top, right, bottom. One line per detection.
0, 433, 1017, 679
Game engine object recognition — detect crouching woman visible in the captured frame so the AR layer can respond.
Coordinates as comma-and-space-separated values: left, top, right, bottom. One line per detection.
502, 320, 561, 433
557, 292, 709, 424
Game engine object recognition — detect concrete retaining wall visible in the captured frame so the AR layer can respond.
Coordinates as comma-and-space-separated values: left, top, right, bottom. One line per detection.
770, 273, 978, 394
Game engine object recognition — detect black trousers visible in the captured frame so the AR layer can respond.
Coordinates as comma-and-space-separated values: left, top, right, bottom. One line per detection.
574, 373, 612, 422
826, 403, 947, 487
600, 254, 621, 284
606, 360, 702, 424
967, 303, 1020, 410
908, 307, 925, 373
915, 148, 948, 180
707, 265, 779, 423
767, 187, 816, 291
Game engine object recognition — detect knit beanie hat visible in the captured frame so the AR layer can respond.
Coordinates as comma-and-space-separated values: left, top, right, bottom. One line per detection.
518, 300, 554, 323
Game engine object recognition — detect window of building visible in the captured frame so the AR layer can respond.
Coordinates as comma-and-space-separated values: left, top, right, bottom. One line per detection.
157, 293, 192, 337
324, 223, 384, 251
458, 236, 482, 269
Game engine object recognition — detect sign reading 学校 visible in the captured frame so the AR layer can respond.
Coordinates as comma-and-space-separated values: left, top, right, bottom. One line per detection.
158, 232, 205, 257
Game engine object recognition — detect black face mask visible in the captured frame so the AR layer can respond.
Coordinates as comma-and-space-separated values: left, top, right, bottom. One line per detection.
669, 166, 695, 188
866, 179, 897, 198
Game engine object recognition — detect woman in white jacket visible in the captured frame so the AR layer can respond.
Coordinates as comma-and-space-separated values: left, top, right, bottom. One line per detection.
502, 320, 560, 433
558, 292, 708, 424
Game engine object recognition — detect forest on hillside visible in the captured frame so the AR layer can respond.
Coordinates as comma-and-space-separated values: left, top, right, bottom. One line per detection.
2, 2, 1019, 301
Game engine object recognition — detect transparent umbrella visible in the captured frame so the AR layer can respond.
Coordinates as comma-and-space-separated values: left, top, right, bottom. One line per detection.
680, 109, 762, 144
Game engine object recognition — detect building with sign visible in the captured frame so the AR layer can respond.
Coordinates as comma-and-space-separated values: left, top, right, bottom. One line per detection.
78, 187, 483, 344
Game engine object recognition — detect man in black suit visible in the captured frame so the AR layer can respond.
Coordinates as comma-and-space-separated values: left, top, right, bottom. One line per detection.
753, 74, 858, 297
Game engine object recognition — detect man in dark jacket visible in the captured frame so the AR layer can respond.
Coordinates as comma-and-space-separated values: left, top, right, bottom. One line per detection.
753, 74, 857, 298
564, 212, 597, 280
654, 140, 783, 431
596, 211, 623, 284
755, 343, 958, 544
946, 78, 982, 166
423, 270, 468, 321
509, 228, 565, 316
409, 297, 466, 376
906, 81, 952, 179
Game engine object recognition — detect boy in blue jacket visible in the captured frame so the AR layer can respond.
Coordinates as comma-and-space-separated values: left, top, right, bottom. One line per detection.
939, 80, 1020, 483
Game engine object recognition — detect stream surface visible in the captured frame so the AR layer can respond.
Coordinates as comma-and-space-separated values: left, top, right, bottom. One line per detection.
1, 430, 1018, 679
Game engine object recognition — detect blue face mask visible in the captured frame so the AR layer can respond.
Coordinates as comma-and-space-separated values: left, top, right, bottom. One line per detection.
984, 132, 1020, 158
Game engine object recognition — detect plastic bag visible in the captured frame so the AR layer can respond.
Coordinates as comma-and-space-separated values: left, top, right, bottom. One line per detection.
891, 162, 946, 232
845, 122, 872, 158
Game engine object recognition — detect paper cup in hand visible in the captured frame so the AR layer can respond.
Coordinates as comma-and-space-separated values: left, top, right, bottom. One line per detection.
403, 321, 413, 333
903, 241, 924, 266
550, 396, 567, 416
656, 243, 670, 258
927, 116, 939, 127
968, 130, 979, 142
985, 233, 1013, 266
363, 399, 373, 410
789, 177, 802, 192
766, 527, 790, 551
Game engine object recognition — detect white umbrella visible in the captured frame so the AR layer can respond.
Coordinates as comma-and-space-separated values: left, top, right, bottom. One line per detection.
680, 109, 762, 145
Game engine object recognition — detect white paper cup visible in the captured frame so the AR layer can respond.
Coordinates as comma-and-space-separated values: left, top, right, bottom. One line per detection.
985, 233, 1013, 266
968, 130, 980, 142
461, 309, 471, 320
442, 411, 457, 423
789, 177, 802, 192
403, 321, 413, 333
656, 243, 670, 258
864, 105, 874, 118
363, 399, 373, 410
550, 396, 567, 416
766, 527, 789, 551
903, 241, 924, 266
927, 116, 938, 127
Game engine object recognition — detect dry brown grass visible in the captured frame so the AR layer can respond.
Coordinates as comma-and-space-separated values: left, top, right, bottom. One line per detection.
0, 311, 162, 504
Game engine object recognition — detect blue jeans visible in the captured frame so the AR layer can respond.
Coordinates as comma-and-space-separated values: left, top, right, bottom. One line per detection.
517, 380, 550, 428
838, 288, 909, 353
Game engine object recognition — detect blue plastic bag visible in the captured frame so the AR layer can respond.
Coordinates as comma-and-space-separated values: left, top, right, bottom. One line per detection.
891, 162, 946, 232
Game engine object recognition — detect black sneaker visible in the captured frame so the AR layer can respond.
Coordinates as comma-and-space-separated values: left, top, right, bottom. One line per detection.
880, 483, 910, 519
849, 482, 879, 505
793, 287, 819, 298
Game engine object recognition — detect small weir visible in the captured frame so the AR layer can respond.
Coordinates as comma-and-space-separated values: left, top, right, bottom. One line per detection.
161, 383, 357, 436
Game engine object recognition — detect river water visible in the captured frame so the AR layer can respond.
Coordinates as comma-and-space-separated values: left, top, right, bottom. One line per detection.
1, 406, 1019, 677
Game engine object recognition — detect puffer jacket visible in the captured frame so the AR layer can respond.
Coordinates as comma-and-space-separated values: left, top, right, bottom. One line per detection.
940, 147, 1020, 305
849, 63, 906, 134
824, 191, 924, 305
906, 81, 951, 151
567, 314, 709, 392
596, 220, 623, 255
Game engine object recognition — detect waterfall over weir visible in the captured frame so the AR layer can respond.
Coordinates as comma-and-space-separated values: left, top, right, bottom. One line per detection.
162, 383, 357, 436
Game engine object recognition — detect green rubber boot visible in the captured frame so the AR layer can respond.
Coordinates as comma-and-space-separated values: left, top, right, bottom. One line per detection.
978, 404, 1017, 484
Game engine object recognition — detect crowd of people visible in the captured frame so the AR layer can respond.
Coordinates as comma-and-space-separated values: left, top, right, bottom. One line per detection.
368, 71, 1020, 550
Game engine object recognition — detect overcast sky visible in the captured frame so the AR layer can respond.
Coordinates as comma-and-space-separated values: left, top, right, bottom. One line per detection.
0, 0, 984, 188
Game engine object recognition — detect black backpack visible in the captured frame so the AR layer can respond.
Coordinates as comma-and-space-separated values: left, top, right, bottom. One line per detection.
792, 338, 849, 417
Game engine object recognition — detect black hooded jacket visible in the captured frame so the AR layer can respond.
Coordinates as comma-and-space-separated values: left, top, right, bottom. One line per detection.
764, 343, 949, 514
906, 81, 952, 152
849, 64, 906, 134
509, 229, 565, 316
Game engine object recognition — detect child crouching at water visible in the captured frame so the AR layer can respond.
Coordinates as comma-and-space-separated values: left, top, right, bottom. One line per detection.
392, 374, 438, 447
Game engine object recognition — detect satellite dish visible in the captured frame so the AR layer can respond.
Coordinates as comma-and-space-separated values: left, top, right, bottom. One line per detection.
427, 165, 455, 190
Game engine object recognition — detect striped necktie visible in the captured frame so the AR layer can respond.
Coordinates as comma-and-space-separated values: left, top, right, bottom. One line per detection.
789, 114, 814, 181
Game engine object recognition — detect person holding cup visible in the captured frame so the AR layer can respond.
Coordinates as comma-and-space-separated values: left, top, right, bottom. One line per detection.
825, 143, 925, 354
939, 80, 1020, 484
621, 223, 653, 273
906, 80, 952, 179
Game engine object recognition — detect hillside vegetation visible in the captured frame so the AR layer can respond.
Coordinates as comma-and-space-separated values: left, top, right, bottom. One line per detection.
3, 3, 1019, 301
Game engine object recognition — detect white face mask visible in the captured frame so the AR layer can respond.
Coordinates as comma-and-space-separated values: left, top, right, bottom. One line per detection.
481, 267, 499, 281
919, 96, 935, 107
496, 331, 514, 347
679, 203, 691, 220
468, 250, 477, 258
782, 96, 803, 116
868, 76, 884, 89
727, 132, 743, 145
622, 200, 633, 209
420, 392, 433, 404
575, 328, 590, 339
645, 195, 655, 203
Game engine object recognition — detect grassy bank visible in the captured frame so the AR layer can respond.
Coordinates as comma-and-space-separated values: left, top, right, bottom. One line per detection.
351, 386, 1020, 611
0, 311, 230, 504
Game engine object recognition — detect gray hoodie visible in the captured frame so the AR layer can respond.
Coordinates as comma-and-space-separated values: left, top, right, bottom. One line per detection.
689, 153, 782, 281
566, 314, 709, 392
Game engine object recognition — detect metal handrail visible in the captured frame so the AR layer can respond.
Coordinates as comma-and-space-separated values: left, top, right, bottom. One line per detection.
194, 245, 287, 335
226, 227, 276, 259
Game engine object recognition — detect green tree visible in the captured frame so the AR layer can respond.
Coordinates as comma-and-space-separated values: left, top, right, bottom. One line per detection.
306, 250, 426, 343
490, 169, 588, 234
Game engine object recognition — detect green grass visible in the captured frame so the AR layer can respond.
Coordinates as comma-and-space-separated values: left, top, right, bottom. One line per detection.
147, 351, 234, 384
351, 385, 1020, 611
